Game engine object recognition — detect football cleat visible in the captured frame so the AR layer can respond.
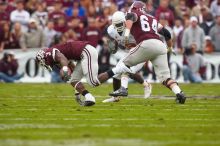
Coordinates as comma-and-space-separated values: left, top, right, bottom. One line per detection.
176, 92, 186, 104
144, 83, 152, 98
75, 93, 96, 106
83, 101, 95, 106
102, 96, 121, 103
109, 87, 128, 97
75, 93, 84, 106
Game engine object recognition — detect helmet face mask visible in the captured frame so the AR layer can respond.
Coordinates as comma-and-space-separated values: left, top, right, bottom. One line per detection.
112, 11, 126, 33
36, 49, 52, 71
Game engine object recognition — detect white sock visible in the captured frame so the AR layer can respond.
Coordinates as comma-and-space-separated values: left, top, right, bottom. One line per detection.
84, 93, 95, 102
121, 74, 128, 89
171, 85, 181, 94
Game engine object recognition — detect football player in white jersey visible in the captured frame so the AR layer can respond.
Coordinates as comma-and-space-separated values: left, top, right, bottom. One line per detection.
102, 11, 152, 103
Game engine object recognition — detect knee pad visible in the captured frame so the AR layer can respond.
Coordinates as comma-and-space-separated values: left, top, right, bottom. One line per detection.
162, 78, 178, 89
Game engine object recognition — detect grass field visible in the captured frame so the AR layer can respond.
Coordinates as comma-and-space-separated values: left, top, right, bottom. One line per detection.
0, 83, 220, 146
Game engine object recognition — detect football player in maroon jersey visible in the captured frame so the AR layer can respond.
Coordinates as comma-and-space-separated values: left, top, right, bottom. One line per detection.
111, 1, 186, 104
36, 40, 131, 106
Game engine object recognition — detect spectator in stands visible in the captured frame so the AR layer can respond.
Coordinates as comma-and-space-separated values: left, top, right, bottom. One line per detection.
209, 14, 220, 52
60, 29, 78, 43
145, 0, 156, 16
65, 0, 86, 18
10, 0, 30, 32
177, 18, 191, 53
48, 1, 66, 26
204, 36, 214, 53
25, 0, 38, 15
5, 0, 16, 15
0, 22, 10, 51
54, 17, 68, 34
67, 8, 86, 40
96, 6, 111, 32
88, 4, 96, 17
0, 1, 10, 25
155, 0, 175, 27
181, 16, 205, 53
43, 21, 57, 47
175, 0, 191, 19
0, 52, 24, 83
120, 2, 133, 13
173, 17, 184, 52
80, 0, 92, 12
210, 0, 220, 17
31, 3, 48, 29
191, 0, 210, 23
94, 0, 104, 16
182, 44, 206, 83
200, 12, 215, 35
1, 22, 22, 50
10, 22, 22, 49
82, 17, 101, 48
20, 18, 45, 51
103, 0, 118, 14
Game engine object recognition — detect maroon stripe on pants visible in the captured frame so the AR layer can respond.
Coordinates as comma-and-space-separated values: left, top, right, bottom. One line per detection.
83, 48, 98, 86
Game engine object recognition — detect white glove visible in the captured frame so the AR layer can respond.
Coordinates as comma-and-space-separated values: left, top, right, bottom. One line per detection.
112, 61, 132, 74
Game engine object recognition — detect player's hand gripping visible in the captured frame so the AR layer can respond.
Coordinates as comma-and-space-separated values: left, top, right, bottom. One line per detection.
60, 66, 72, 82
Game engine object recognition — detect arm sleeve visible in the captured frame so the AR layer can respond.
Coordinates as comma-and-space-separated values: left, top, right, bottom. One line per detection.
125, 12, 138, 22
158, 27, 171, 41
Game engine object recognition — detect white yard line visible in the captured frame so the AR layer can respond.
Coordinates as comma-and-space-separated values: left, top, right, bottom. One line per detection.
0, 138, 220, 146
0, 118, 219, 121
0, 123, 219, 130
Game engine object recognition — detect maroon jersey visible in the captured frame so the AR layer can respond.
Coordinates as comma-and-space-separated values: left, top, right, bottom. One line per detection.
44, 41, 88, 66
128, 10, 161, 44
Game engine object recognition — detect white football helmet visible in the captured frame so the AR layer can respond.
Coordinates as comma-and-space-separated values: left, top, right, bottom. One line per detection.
112, 11, 126, 33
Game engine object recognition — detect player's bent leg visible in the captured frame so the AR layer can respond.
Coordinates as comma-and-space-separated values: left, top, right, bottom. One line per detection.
71, 81, 95, 106
162, 78, 186, 104
152, 54, 186, 104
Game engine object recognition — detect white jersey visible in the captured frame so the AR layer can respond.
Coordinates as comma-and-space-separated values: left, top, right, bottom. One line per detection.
107, 25, 136, 48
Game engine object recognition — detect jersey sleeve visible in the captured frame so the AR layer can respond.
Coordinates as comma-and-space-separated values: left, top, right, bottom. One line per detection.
45, 48, 60, 66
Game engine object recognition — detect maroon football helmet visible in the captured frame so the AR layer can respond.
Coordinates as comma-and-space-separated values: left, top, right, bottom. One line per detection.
129, 1, 147, 13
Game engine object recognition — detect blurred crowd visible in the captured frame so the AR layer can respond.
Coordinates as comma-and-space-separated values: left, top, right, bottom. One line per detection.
0, 0, 220, 83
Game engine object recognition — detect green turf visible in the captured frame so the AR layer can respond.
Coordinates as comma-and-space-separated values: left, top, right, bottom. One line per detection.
0, 83, 220, 146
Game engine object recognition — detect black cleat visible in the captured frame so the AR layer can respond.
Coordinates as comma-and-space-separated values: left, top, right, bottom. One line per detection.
176, 92, 186, 104
109, 87, 128, 97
